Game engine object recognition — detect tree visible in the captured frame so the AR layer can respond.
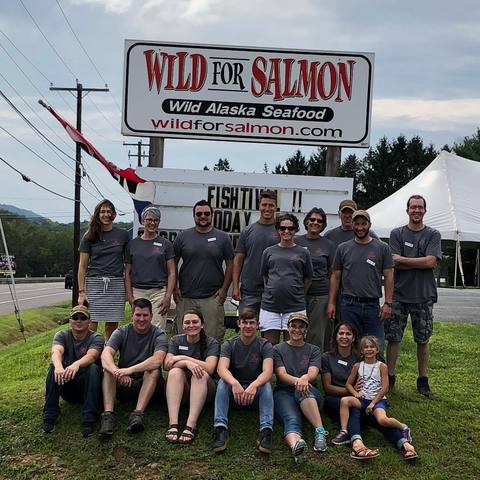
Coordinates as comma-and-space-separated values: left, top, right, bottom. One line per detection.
263, 162, 269, 174
453, 128, 480, 161
274, 149, 308, 175
338, 153, 361, 202
306, 147, 327, 176
213, 158, 234, 171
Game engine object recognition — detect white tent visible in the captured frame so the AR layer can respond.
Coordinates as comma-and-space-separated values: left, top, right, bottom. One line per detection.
367, 151, 480, 286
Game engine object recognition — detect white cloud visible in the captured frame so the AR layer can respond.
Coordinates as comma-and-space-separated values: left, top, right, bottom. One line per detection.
70, 0, 133, 14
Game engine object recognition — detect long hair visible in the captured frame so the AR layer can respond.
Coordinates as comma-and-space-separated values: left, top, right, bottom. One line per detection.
85, 199, 116, 242
330, 321, 359, 360
359, 336, 381, 361
183, 309, 208, 359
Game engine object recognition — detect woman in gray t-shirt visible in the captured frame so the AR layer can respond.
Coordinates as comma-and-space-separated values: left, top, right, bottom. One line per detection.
78, 199, 129, 340
164, 309, 220, 444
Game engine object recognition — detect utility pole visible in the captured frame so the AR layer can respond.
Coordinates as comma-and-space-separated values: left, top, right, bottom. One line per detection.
50, 82, 109, 307
123, 140, 149, 167
325, 146, 342, 177
149, 137, 164, 167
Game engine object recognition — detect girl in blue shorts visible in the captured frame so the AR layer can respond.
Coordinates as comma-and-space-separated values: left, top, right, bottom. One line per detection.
336, 336, 413, 459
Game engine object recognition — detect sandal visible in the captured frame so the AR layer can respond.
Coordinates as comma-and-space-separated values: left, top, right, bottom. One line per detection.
350, 446, 379, 460
165, 424, 179, 443
178, 425, 197, 444
403, 444, 418, 462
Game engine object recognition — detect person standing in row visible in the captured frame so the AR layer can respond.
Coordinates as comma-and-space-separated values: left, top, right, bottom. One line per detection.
125, 205, 176, 329
327, 210, 393, 351
296, 208, 335, 353
259, 213, 313, 345
232, 190, 279, 313
174, 200, 234, 343
78, 199, 129, 340
385, 195, 442, 396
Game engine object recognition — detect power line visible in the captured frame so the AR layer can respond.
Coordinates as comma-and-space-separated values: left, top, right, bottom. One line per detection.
18, 0, 76, 79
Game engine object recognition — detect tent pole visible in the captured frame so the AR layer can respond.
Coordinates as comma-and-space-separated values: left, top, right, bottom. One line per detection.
454, 239, 459, 288
476, 249, 479, 287
457, 242, 466, 287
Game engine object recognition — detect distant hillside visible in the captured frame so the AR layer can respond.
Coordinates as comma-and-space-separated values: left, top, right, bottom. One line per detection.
0, 204, 44, 222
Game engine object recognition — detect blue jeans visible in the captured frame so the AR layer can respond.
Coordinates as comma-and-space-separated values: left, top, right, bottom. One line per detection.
274, 386, 322, 436
322, 395, 406, 448
214, 379, 274, 431
341, 296, 385, 352
43, 363, 101, 425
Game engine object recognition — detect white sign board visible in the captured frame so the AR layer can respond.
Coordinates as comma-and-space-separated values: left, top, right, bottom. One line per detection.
133, 168, 353, 246
123, 41, 374, 147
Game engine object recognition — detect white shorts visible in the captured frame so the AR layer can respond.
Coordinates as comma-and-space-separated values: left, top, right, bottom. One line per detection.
259, 308, 307, 332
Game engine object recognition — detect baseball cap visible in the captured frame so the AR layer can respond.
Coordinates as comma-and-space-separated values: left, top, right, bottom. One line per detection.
339, 199, 358, 212
287, 312, 309, 327
352, 210, 371, 222
70, 304, 90, 319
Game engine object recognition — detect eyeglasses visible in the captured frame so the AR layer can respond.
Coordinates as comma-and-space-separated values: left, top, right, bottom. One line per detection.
278, 226, 295, 231
195, 211, 211, 217
308, 218, 323, 224
71, 315, 89, 321
144, 218, 160, 223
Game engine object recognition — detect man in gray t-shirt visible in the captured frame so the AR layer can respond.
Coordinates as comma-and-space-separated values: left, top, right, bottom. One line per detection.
385, 195, 442, 397
174, 200, 234, 342
42, 305, 104, 437
327, 210, 394, 350
213, 308, 274, 454
100, 298, 168, 438
232, 190, 279, 313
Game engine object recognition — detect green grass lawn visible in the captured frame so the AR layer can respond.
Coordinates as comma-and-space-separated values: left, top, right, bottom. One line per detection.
0, 306, 479, 480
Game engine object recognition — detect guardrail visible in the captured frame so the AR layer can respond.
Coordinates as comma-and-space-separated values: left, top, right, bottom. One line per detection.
0, 277, 65, 284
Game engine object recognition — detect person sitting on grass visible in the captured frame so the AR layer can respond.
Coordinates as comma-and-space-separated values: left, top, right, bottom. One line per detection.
273, 312, 328, 463
335, 335, 417, 461
42, 305, 104, 437
212, 307, 274, 454
100, 298, 168, 438
164, 309, 220, 445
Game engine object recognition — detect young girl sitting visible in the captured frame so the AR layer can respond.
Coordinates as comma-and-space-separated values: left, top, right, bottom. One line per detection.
336, 336, 414, 458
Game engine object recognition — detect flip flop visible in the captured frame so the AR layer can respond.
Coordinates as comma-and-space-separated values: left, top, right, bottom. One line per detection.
165, 424, 179, 443
350, 447, 379, 460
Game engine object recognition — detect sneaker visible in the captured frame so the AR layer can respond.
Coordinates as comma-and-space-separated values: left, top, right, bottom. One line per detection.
331, 430, 350, 446
417, 376, 432, 397
212, 426, 229, 453
313, 428, 327, 452
401, 426, 412, 443
257, 428, 272, 454
42, 420, 55, 434
388, 374, 396, 390
291, 438, 308, 463
82, 423, 96, 437
127, 410, 144, 434
99, 412, 115, 438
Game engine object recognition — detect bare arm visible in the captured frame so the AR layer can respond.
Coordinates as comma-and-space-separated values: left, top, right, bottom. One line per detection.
217, 356, 246, 404
51, 344, 66, 384
380, 268, 394, 321
121, 350, 166, 375
164, 354, 218, 376
158, 258, 176, 315
77, 252, 89, 305
125, 263, 134, 305
393, 254, 437, 270
232, 253, 245, 301
101, 346, 118, 375
63, 348, 100, 382
321, 372, 349, 397
326, 269, 341, 319
248, 357, 273, 389
345, 363, 362, 398
304, 277, 312, 293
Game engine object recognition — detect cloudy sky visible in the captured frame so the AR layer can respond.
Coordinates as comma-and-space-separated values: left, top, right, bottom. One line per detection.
0, 0, 479, 222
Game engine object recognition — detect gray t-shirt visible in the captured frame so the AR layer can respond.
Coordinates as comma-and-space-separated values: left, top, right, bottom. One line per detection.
324, 226, 378, 250
273, 342, 322, 390
168, 334, 220, 360
333, 238, 394, 299
53, 330, 104, 365
107, 324, 168, 371
174, 227, 234, 299
389, 225, 442, 303
79, 227, 129, 277
126, 235, 175, 289
235, 222, 279, 296
220, 335, 273, 384
320, 351, 356, 391
260, 244, 313, 313
295, 235, 335, 296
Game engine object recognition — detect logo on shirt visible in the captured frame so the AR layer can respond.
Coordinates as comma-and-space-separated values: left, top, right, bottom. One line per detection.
249, 352, 260, 363
367, 251, 377, 260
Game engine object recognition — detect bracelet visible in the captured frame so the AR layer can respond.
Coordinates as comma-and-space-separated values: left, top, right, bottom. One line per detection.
78, 289, 85, 293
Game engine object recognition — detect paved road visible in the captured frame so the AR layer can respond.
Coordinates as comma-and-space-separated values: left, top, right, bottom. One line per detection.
0, 282, 71, 315
0, 283, 479, 324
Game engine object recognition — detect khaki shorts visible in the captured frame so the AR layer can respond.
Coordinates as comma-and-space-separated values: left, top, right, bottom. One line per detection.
132, 287, 176, 330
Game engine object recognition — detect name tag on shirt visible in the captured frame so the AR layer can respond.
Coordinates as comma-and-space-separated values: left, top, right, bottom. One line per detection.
207, 237, 217, 242
366, 259, 376, 266
179, 345, 189, 351
404, 241, 414, 248
153, 242, 163, 247
338, 359, 348, 366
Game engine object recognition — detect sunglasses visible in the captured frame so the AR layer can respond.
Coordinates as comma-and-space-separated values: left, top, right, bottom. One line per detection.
309, 218, 323, 224
71, 315, 89, 321
278, 226, 295, 231
195, 211, 211, 217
